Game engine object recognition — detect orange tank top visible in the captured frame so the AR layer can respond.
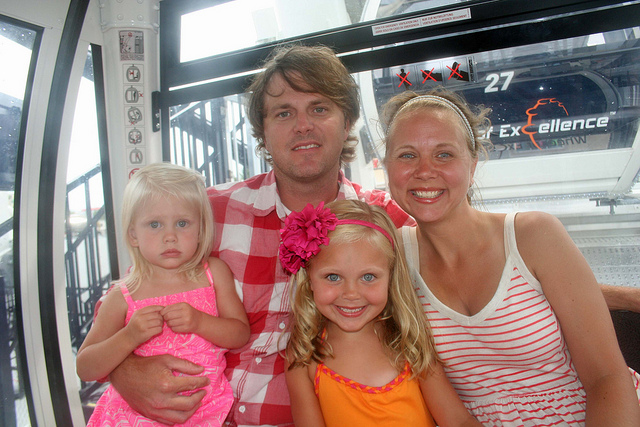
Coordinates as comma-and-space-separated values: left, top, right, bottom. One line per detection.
314, 362, 436, 426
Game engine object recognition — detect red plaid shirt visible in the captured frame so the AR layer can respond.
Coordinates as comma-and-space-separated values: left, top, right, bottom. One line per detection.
208, 171, 413, 426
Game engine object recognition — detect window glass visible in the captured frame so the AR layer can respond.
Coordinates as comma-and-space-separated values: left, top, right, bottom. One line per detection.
364, 27, 640, 289
173, 27, 640, 196
365, 27, 640, 203
179, 0, 473, 62
64, 46, 112, 421
0, 16, 37, 427
170, 25, 640, 290
370, 29, 639, 161
376, 0, 473, 18
170, 94, 270, 185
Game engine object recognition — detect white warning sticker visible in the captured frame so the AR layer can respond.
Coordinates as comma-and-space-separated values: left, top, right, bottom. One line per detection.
372, 8, 471, 36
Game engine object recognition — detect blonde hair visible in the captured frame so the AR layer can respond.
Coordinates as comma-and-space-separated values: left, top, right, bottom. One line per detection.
382, 87, 492, 161
286, 200, 440, 379
121, 163, 214, 292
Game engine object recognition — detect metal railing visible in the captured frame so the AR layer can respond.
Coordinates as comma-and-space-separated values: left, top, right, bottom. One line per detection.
169, 95, 270, 184
64, 165, 112, 405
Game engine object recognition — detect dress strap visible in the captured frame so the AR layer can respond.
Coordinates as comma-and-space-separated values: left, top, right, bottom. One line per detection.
314, 362, 323, 396
503, 212, 517, 260
400, 226, 419, 272
119, 283, 134, 306
401, 226, 432, 300
502, 212, 543, 293
312, 329, 329, 396
203, 261, 215, 287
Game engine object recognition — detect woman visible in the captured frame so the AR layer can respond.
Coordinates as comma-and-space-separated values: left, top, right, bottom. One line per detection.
382, 88, 640, 426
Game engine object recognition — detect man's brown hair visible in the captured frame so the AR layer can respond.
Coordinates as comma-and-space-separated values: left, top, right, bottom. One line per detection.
246, 45, 360, 164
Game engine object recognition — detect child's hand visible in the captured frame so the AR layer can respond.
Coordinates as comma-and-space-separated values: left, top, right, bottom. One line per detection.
161, 303, 202, 334
126, 305, 164, 345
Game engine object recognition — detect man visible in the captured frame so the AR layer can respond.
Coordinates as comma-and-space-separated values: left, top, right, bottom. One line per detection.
109, 45, 412, 426
108, 44, 640, 425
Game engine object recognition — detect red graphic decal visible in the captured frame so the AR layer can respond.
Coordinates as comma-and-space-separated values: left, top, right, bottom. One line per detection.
421, 68, 437, 83
446, 62, 463, 80
521, 98, 569, 150
397, 70, 412, 88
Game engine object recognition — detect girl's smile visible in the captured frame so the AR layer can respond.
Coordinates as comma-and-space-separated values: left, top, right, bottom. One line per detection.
308, 239, 389, 334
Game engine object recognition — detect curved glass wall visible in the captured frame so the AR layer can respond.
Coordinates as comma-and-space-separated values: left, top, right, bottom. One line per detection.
0, 15, 39, 426
65, 45, 113, 422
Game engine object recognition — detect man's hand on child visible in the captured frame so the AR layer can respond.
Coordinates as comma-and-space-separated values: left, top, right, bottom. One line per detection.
110, 353, 209, 424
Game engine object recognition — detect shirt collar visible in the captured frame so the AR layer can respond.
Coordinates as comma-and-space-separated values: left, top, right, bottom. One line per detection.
338, 170, 359, 201
251, 170, 283, 218
252, 170, 357, 220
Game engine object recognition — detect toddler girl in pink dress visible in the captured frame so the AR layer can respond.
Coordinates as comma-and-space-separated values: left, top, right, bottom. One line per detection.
76, 163, 250, 426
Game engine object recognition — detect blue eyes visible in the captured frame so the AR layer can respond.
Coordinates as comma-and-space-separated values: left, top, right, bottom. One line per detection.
398, 152, 452, 159
324, 273, 376, 282
148, 220, 189, 229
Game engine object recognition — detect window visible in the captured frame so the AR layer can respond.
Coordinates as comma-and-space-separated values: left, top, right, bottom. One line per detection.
161, 0, 640, 288
0, 14, 40, 427
178, 0, 474, 63
170, 94, 269, 185
365, 27, 640, 200
64, 45, 114, 421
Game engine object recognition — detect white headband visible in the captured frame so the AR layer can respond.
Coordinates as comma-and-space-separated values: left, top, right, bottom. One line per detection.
386, 95, 476, 150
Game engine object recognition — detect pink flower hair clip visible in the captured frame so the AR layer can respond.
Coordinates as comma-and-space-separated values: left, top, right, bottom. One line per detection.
279, 202, 394, 274
279, 202, 337, 274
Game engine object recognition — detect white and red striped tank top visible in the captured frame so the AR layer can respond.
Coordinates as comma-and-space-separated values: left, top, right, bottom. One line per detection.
402, 212, 640, 426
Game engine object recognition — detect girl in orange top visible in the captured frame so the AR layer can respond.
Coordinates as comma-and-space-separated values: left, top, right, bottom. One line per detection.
281, 200, 480, 427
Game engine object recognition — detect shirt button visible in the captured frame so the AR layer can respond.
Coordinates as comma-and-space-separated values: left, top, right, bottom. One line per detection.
256, 357, 262, 364
279, 322, 286, 330
239, 405, 246, 413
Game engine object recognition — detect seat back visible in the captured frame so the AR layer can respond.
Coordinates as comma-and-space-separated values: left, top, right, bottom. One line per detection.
611, 310, 640, 373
